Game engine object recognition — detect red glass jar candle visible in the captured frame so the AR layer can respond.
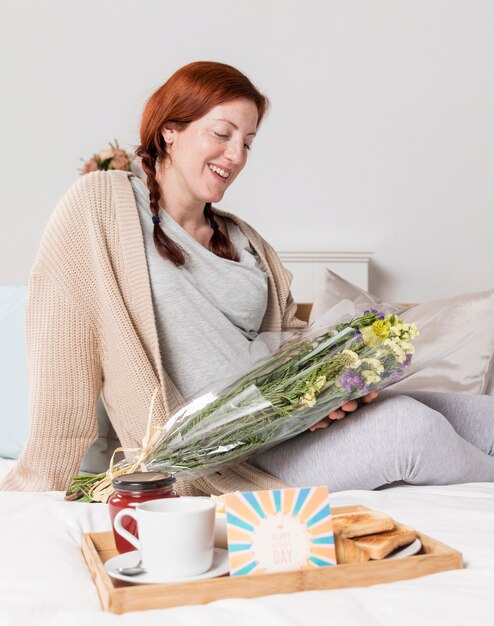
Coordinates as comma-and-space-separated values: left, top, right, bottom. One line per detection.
108, 472, 178, 554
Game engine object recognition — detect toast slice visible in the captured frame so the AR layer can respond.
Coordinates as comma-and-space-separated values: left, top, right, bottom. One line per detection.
334, 535, 371, 564
352, 523, 417, 559
332, 510, 395, 538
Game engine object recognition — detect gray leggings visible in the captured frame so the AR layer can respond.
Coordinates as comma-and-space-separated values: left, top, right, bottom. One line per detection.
248, 391, 494, 491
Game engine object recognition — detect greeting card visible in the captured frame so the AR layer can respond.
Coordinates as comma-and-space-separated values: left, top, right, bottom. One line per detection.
224, 486, 335, 576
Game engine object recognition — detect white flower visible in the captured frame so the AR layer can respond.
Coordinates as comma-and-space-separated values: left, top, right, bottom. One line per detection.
390, 321, 419, 342
300, 392, 317, 407
362, 370, 381, 385
341, 349, 361, 368
361, 357, 384, 374
384, 338, 406, 363
299, 375, 326, 407
389, 322, 404, 336
98, 148, 115, 161
398, 340, 415, 354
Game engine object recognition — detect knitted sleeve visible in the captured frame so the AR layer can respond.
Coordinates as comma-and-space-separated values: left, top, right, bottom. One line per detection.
258, 236, 308, 332
280, 269, 308, 332
0, 273, 102, 492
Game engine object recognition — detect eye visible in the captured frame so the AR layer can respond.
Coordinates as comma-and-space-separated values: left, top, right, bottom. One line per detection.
213, 131, 252, 152
213, 132, 229, 139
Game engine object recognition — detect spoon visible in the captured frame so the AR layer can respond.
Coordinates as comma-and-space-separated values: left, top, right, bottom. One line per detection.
117, 559, 146, 576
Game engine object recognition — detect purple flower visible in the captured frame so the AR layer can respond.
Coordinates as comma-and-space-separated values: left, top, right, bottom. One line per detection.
339, 370, 366, 392
338, 371, 352, 392
392, 353, 413, 381
363, 308, 385, 319
381, 355, 393, 368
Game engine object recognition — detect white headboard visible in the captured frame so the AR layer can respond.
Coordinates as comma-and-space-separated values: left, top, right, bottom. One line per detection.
277, 251, 372, 303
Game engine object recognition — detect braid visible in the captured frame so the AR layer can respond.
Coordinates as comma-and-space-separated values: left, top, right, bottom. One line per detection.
204, 203, 240, 262
135, 146, 188, 266
135, 149, 239, 266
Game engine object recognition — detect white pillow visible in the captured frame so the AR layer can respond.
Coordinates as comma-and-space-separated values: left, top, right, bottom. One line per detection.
484, 361, 494, 395
0, 285, 30, 458
309, 270, 494, 395
0, 284, 119, 470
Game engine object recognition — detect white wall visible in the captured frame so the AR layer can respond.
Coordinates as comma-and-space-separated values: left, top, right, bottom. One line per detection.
1, 0, 493, 302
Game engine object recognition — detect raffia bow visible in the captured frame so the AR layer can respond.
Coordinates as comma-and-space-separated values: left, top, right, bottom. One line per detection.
89, 388, 164, 503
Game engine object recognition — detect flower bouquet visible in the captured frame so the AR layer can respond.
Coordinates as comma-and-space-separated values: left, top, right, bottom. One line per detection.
66, 302, 419, 503
80, 139, 134, 175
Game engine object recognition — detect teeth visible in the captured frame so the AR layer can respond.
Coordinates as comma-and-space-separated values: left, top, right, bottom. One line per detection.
209, 164, 230, 178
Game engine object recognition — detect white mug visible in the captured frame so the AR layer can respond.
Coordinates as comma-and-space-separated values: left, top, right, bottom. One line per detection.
113, 497, 216, 578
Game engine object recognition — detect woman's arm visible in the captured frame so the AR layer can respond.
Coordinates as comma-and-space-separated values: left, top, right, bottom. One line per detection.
269, 244, 380, 429
0, 273, 101, 491
248, 228, 380, 430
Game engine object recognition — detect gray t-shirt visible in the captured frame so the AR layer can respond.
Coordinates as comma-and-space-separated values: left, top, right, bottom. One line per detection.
131, 176, 270, 400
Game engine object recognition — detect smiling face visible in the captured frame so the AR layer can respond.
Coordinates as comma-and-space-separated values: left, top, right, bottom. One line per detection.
159, 98, 259, 212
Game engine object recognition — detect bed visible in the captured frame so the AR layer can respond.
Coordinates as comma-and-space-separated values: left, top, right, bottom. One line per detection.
1, 458, 494, 625
1, 279, 494, 625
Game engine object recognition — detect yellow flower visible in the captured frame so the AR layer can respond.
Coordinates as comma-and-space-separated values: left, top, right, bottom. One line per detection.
360, 326, 377, 347
361, 320, 390, 348
372, 319, 391, 338
385, 314, 400, 327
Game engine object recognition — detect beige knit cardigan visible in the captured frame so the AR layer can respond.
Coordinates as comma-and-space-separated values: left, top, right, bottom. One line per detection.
1, 171, 308, 495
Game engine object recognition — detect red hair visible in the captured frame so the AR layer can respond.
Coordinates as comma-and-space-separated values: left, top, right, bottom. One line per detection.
136, 61, 270, 266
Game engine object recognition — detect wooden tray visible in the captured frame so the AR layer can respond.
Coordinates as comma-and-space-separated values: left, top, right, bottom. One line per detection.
82, 504, 463, 614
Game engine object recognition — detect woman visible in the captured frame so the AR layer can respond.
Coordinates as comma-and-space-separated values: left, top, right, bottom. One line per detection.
2, 62, 493, 494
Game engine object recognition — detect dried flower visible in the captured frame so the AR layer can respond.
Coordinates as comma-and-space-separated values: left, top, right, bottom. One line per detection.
110, 154, 131, 171
80, 139, 134, 175
66, 309, 419, 502
81, 160, 98, 175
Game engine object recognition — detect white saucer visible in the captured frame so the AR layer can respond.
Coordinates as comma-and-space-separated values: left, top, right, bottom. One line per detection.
386, 538, 422, 560
105, 548, 230, 584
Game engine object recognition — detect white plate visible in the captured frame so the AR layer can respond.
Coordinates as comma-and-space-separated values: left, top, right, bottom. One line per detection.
385, 538, 422, 560
105, 548, 230, 585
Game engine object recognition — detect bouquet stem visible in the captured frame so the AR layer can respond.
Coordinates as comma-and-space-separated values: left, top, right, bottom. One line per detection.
65, 309, 419, 503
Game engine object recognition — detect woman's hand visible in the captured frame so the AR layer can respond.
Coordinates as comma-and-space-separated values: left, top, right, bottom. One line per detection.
309, 391, 379, 431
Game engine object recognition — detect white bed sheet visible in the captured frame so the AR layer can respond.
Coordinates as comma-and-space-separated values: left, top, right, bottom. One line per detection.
1, 457, 493, 626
